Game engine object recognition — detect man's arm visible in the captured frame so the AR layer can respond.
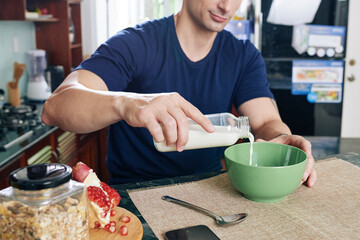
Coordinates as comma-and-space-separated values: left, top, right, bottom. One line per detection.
41, 69, 214, 151
238, 97, 291, 140
42, 69, 122, 133
238, 97, 317, 187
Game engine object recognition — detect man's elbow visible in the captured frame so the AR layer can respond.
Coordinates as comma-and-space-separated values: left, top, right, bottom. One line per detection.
41, 100, 54, 126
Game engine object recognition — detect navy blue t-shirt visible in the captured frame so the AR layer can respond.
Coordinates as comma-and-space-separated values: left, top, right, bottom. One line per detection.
76, 15, 273, 184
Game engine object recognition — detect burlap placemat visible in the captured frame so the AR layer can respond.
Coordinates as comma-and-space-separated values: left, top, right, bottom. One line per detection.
128, 158, 360, 239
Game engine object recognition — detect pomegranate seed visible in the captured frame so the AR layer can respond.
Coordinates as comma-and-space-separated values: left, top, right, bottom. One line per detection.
110, 209, 117, 216
87, 186, 111, 213
109, 225, 116, 233
101, 182, 121, 207
109, 221, 116, 227
120, 216, 130, 223
104, 223, 116, 233
104, 224, 110, 231
94, 221, 101, 228
119, 225, 128, 236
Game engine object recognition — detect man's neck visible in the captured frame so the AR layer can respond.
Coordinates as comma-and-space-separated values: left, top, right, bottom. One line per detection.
174, 13, 218, 62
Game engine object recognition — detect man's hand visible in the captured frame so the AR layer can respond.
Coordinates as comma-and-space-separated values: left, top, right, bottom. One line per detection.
256, 134, 317, 187
43, 70, 214, 151
118, 92, 215, 152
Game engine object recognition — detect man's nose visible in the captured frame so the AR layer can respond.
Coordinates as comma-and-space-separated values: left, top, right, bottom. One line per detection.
218, 0, 233, 14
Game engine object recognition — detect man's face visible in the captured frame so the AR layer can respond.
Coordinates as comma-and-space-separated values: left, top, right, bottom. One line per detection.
183, 0, 242, 33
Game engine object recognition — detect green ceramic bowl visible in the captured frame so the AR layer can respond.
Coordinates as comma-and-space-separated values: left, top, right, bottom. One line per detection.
224, 142, 307, 203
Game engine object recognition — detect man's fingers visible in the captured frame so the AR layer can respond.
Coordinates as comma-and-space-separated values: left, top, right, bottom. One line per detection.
179, 97, 215, 133
124, 92, 214, 152
261, 134, 317, 188
255, 138, 265, 142
159, 114, 178, 147
145, 117, 165, 143
153, 93, 195, 151
306, 168, 317, 187
303, 154, 314, 182
167, 108, 189, 152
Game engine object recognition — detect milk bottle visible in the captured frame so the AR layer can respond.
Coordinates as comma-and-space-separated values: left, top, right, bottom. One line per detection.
154, 112, 253, 152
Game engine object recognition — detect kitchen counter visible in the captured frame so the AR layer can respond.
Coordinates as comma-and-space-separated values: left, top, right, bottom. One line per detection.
0, 101, 58, 168
306, 136, 360, 159
0, 124, 57, 168
112, 137, 360, 240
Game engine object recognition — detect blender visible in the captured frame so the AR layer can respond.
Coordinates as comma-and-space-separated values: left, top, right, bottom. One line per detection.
26, 50, 51, 101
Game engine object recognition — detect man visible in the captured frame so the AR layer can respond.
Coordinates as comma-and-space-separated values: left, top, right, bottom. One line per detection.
42, 0, 316, 186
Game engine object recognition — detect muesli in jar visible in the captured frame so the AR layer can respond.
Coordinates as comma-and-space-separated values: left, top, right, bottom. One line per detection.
0, 163, 89, 240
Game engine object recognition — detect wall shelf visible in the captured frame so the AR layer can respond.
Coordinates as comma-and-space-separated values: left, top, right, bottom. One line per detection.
25, 18, 59, 23
1, 0, 83, 76
71, 43, 82, 49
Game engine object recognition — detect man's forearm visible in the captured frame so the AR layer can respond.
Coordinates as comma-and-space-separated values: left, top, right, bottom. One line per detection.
252, 119, 291, 141
42, 84, 124, 133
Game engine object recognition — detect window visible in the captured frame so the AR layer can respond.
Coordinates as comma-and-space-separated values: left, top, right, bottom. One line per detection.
82, 0, 182, 56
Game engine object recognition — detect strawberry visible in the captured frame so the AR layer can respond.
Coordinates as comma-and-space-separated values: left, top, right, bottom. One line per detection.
73, 162, 121, 230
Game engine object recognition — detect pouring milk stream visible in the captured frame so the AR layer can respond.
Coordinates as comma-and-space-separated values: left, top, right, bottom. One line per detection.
154, 113, 254, 165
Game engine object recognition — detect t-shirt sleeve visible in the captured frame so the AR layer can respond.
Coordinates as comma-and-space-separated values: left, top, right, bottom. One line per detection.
75, 28, 147, 91
232, 41, 274, 109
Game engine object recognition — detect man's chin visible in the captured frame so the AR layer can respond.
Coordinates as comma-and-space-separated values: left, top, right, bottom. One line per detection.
206, 24, 227, 33
209, 21, 230, 32
213, 27, 227, 33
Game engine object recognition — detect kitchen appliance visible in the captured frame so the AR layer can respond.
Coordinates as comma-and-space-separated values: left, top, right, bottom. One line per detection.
45, 65, 65, 92
0, 103, 43, 151
26, 50, 51, 101
225, 1, 349, 136
259, 0, 349, 136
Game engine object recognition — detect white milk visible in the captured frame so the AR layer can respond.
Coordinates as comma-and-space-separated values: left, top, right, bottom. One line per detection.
247, 132, 254, 166
154, 124, 252, 153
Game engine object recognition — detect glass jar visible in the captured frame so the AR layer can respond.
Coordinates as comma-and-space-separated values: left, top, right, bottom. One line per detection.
154, 112, 253, 152
0, 163, 89, 240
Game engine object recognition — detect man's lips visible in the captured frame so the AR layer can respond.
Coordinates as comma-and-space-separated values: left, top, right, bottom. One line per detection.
210, 12, 228, 23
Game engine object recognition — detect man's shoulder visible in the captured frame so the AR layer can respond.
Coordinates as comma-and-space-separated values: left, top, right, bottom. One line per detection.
107, 16, 171, 49
217, 30, 259, 63
220, 30, 255, 52
130, 15, 172, 36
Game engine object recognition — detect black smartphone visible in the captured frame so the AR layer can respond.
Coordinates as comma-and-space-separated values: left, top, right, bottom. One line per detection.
165, 225, 220, 240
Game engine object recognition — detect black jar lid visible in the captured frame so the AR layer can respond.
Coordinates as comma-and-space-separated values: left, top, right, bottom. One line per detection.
9, 163, 72, 190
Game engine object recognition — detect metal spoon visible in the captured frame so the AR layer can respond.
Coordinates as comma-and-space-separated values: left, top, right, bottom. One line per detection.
162, 195, 247, 226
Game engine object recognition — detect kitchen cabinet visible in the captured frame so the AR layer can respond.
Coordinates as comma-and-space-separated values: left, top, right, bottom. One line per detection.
0, 127, 109, 188
0, 0, 83, 76
22, 132, 56, 163
77, 128, 110, 183
54, 128, 109, 181
77, 132, 99, 175
0, 156, 26, 189
98, 127, 110, 183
